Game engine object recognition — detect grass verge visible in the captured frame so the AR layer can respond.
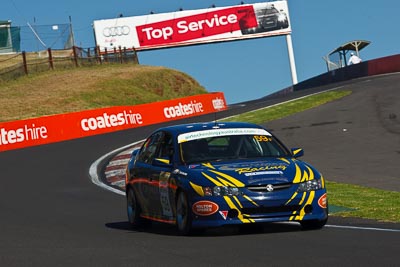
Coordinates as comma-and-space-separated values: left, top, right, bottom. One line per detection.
223, 89, 400, 223
222, 90, 352, 124
327, 181, 400, 222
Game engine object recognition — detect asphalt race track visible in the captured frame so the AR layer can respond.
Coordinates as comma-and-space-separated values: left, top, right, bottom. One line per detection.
267, 73, 400, 192
1, 73, 399, 266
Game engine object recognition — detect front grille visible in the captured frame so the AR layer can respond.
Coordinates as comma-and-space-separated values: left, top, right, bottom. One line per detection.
261, 17, 277, 28
247, 183, 292, 193
242, 205, 300, 215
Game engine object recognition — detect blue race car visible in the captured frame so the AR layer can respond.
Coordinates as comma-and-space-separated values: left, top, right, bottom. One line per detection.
125, 122, 328, 234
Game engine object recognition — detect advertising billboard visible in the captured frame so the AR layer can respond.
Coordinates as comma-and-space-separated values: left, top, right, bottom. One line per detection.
93, 1, 291, 51
0, 93, 226, 152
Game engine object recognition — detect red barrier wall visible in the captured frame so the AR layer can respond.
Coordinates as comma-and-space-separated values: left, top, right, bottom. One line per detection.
269, 54, 400, 97
0, 93, 227, 152
367, 54, 400, 76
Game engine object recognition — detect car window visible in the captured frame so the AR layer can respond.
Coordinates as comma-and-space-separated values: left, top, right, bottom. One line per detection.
137, 131, 163, 164
156, 132, 173, 159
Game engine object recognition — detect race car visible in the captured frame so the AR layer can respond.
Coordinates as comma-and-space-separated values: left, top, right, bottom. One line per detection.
125, 122, 328, 235
239, 4, 289, 35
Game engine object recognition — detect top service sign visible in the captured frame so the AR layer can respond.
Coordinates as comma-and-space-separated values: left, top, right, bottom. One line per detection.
93, 1, 291, 51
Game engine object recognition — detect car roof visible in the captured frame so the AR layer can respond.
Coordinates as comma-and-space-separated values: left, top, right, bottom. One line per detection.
157, 121, 265, 136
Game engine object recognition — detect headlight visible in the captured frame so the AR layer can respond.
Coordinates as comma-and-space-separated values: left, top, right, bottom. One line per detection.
203, 186, 241, 196
297, 179, 323, 192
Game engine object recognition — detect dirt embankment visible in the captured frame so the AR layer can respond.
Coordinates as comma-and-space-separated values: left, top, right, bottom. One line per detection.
0, 64, 207, 122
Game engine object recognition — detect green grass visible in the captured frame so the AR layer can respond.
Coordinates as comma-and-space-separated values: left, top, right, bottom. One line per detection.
327, 181, 400, 222
222, 90, 352, 124
223, 89, 400, 223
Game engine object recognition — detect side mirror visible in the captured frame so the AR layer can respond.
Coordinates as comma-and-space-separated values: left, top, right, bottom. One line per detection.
291, 148, 304, 158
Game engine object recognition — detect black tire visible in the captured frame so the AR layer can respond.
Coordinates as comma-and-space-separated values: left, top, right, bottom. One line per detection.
300, 218, 328, 230
176, 191, 193, 235
126, 187, 147, 228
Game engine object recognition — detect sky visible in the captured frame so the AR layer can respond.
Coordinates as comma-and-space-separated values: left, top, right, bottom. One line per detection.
2, 0, 400, 104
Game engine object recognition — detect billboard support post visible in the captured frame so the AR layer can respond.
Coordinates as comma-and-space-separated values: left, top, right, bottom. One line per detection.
286, 34, 298, 85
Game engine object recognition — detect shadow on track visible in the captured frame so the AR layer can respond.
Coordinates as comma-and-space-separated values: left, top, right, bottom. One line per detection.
105, 221, 307, 236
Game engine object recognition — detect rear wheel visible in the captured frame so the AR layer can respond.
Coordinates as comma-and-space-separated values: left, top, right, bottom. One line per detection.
176, 191, 193, 235
127, 187, 147, 228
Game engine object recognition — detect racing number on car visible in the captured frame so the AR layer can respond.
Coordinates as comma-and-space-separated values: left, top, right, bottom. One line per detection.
159, 172, 173, 217
253, 135, 272, 142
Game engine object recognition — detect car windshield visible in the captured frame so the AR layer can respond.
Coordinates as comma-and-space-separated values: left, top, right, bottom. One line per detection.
257, 7, 279, 16
180, 134, 290, 164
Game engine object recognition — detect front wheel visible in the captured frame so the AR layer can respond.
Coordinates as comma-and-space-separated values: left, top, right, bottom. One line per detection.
176, 191, 193, 235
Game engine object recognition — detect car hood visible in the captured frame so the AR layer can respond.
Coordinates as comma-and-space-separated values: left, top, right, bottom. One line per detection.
181, 158, 321, 186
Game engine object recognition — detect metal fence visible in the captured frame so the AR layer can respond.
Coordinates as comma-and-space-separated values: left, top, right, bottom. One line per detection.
0, 23, 73, 53
0, 46, 139, 82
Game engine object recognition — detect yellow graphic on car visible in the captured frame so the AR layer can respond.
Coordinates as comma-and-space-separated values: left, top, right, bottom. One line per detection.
199, 168, 260, 223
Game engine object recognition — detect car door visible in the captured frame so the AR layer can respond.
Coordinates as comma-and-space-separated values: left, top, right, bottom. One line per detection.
147, 132, 175, 219
133, 131, 163, 216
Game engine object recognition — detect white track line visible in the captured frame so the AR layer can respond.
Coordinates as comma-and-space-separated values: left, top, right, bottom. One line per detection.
325, 224, 400, 233
89, 141, 143, 196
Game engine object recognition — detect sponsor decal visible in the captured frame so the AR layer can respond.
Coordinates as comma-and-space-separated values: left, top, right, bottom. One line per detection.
318, 193, 327, 209
0, 124, 48, 146
80, 110, 143, 131
212, 97, 226, 110
136, 6, 257, 46
178, 128, 271, 143
188, 164, 201, 169
159, 172, 173, 216
103, 26, 130, 37
236, 164, 287, 175
219, 211, 228, 220
253, 135, 272, 142
244, 170, 283, 176
192, 201, 219, 216
172, 169, 188, 176
163, 101, 204, 119
247, 177, 288, 184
